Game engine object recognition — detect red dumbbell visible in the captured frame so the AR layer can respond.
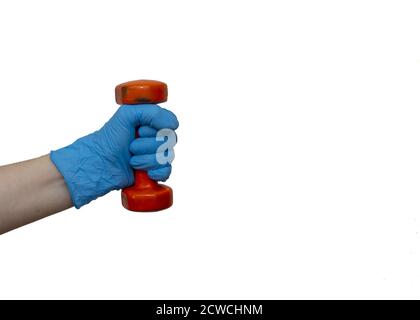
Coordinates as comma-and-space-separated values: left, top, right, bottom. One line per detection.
115, 80, 173, 212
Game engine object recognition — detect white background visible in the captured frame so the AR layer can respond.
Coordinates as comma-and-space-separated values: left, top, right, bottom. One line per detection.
0, 0, 419, 299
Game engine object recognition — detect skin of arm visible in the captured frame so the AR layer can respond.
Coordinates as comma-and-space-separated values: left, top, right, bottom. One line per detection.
0, 155, 72, 234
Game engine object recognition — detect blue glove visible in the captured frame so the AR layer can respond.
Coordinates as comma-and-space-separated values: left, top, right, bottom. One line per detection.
50, 104, 179, 209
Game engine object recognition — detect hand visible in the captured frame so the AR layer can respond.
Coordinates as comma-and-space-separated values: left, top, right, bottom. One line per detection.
50, 104, 179, 209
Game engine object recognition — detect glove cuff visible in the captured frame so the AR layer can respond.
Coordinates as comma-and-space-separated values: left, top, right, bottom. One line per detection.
50, 133, 121, 209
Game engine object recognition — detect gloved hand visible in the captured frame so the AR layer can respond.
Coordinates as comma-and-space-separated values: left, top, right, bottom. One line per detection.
50, 104, 179, 209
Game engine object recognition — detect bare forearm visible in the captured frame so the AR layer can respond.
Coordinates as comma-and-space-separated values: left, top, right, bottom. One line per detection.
0, 155, 73, 234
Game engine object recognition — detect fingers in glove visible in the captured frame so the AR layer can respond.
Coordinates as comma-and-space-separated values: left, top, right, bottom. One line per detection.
130, 150, 175, 171
119, 104, 179, 130
147, 165, 172, 181
130, 137, 165, 155
138, 126, 157, 137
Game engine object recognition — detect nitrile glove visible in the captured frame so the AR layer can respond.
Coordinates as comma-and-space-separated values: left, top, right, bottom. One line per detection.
50, 104, 179, 209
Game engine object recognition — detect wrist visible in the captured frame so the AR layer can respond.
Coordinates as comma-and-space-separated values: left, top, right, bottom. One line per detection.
50, 132, 132, 209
